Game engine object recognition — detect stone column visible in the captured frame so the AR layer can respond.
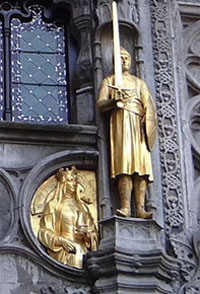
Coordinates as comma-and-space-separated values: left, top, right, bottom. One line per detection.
72, 1, 94, 125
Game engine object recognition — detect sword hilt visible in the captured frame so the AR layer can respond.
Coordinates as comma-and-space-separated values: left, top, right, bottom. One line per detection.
108, 84, 131, 92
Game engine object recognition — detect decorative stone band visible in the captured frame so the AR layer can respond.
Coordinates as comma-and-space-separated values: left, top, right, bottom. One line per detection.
149, 0, 185, 235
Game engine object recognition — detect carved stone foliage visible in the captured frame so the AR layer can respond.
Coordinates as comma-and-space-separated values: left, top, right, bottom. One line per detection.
96, 0, 139, 26
170, 231, 197, 285
149, 0, 184, 235
170, 228, 200, 294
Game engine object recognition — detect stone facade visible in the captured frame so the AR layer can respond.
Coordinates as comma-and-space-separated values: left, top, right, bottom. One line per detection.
0, 0, 199, 293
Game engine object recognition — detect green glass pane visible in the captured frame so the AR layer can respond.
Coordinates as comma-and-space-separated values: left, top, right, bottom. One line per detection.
20, 37, 33, 51
21, 29, 56, 52
32, 103, 48, 115
32, 85, 51, 98
23, 94, 38, 107
21, 85, 59, 117
22, 31, 35, 43
21, 53, 57, 84
21, 102, 29, 114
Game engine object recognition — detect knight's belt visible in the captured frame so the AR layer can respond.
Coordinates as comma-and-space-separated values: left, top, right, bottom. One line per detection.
118, 97, 144, 117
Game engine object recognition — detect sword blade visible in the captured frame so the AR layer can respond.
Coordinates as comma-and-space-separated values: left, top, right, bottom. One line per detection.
112, 1, 122, 88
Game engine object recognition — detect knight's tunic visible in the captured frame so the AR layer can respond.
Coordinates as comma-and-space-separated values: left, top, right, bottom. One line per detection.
98, 73, 156, 182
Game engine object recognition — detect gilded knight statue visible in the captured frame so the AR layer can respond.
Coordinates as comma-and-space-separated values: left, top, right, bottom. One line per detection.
97, 47, 157, 218
38, 166, 98, 268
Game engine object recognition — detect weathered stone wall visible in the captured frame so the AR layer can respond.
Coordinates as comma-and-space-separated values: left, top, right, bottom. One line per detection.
0, 254, 92, 294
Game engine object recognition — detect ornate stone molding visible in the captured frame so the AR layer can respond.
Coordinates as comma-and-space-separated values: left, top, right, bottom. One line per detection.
98, 216, 163, 252
0, 122, 97, 148
149, 0, 185, 235
95, 0, 139, 25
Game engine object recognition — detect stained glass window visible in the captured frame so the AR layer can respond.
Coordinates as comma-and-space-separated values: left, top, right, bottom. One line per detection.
11, 6, 68, 124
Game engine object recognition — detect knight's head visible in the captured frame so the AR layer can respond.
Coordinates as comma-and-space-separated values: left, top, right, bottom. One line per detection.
120, 47, 131, 72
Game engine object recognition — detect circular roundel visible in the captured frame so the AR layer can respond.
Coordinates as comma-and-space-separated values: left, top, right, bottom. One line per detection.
19, 150, 98, 279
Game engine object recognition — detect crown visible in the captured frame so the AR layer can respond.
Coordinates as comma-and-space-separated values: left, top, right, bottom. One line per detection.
55, 165, 77, 182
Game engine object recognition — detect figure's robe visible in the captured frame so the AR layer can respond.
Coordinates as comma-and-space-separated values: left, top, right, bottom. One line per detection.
39, 195, 97, 268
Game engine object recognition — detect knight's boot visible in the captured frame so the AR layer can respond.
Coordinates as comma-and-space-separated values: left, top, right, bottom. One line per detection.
116, 175, 132, 217
134, 176, 153, 219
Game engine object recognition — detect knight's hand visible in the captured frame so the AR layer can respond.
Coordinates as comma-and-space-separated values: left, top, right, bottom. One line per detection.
114, 90, 123, 101
115, 96, 123, 102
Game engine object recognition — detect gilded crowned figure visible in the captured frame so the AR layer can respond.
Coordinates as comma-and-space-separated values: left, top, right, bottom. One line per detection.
97, 48, 157, 218
37, 167, 98, 268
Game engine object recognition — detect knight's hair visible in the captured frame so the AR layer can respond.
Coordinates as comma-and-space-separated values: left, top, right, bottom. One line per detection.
120, 47, 131, 59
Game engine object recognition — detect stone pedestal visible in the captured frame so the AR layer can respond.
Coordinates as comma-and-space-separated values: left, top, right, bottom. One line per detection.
85, 216, 178, 294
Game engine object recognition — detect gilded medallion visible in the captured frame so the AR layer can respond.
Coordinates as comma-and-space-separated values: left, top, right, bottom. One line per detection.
30, 166, 98, 269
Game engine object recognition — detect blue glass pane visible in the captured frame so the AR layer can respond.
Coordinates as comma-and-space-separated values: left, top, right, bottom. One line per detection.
11, 5, 68, 124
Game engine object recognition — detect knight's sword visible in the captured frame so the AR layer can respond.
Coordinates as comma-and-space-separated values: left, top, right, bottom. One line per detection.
112, 0, 122, 89
111, 1, 130, 107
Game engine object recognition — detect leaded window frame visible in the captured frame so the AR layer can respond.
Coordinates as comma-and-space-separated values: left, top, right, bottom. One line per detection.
0, 1, 76, 124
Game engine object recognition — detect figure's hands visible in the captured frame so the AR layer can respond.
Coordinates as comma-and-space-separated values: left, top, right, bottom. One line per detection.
58, 237, 76, 254
75, 225, 90, 243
